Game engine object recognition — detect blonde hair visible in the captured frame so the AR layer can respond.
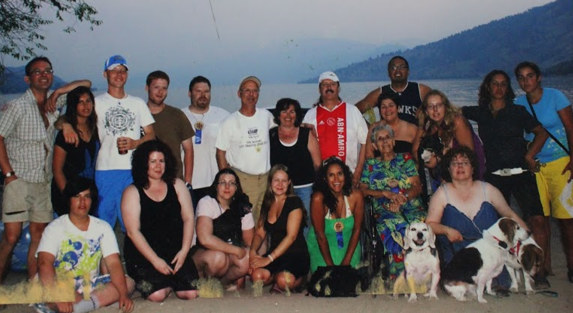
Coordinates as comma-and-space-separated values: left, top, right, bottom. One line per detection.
417, 89, 460, 147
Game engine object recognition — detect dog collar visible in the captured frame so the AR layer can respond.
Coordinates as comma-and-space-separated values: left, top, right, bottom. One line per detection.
509, 240, 522, 256
485, 230, 509, 250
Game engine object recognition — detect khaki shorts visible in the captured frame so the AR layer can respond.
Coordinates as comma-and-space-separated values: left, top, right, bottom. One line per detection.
232, 168, 268, 223
535, 156, 573, 219
2, 179, 53, 223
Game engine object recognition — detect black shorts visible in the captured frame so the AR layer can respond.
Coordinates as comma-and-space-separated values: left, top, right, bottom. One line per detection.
264, 251, 310, 279
485, 172, 544, 220
127, 255, 199, 298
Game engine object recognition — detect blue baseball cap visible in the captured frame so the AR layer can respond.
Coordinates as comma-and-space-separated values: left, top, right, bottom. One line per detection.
104, 55, 129, 71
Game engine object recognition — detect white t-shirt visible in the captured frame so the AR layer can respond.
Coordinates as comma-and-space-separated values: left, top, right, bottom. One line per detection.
215, 108, 274, 175
36, 215, 119, 283
95, 93, 155, 170
302, 102, 368, 172
182, 106, 230, 189
192, 196, 255, 245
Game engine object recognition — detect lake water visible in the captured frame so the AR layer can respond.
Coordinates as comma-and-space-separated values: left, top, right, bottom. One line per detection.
2, 76, 572, 114
129, 76, 573, 112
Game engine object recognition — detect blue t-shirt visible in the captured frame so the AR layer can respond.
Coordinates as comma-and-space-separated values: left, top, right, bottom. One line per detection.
515, 88, 570, 163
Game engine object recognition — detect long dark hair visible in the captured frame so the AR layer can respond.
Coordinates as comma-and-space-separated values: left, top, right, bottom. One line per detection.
258, 164, 296, 228
207, 168, 245, 200
313, 157, 352, 215
65, 86, 97, 138
478, 70, 516, 109
131, 140, 177, 189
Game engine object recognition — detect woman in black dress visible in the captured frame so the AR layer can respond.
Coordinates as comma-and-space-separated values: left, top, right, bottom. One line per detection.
249, 164, 309, 292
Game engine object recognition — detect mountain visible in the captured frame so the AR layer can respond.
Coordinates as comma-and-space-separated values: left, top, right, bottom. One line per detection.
301, 0, 573, 82
155, 39, 409, 87
0, 66, 68, 94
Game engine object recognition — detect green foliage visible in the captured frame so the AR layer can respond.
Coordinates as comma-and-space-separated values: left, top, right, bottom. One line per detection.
0, 0, 101, 76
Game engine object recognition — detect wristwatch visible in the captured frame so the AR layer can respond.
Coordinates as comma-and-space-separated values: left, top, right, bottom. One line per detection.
4, 171, 15, 178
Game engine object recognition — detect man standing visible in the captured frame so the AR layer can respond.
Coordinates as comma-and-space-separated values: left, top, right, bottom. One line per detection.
355, 56, 431, 125
0, 57, 90, 282
215, 76, 273, 221
95, 55, 155, 230
302, 71, 368, 185
182, 76, 229, 205
145, 70, 194, 186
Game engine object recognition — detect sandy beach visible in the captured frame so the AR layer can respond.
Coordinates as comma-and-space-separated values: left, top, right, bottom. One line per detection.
1, 219, 571, 313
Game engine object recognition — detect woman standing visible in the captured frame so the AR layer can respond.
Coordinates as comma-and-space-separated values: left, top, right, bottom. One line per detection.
462, 70, 550, 287
249, 164, 309, 292
365, 93, 418, 156
413, 90, 486, 196
306, 157, 364, 273
360, 124, 426, 282
514, 61, 573, 283
270, 98, 321, 229
52, 86, 100, 215
122, 140, 198, 302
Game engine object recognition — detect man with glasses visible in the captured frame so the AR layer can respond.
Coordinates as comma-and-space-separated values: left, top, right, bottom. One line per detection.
0, 57, 90, 285
302, 71, 368, 186
215, 76, 274, 221
355, 56, 431, 125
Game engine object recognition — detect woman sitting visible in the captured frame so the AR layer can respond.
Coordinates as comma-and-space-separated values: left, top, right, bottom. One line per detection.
413, 90, 486, 197
249, 164, 309, 292
122, 140, 198, 302
307, 157, 364, 273
191, 168, 254, 290
52, 86, 100, 216
360, 124, 426, 282
426, 146, 529, 265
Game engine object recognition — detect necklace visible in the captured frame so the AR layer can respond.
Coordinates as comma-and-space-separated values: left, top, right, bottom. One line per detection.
189, 112, 205, 130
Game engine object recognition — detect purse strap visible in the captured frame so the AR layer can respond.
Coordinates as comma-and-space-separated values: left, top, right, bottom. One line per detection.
525, 96, 571, 155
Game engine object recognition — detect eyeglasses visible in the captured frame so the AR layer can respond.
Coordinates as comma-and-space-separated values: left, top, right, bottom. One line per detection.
427, 103, 444, 111
377, 135, 393, 142
218, 181, 238, 188
29, 69, 54, 76
240, 89, 259, 94
450, 161, 470, 168
390, 65, 408, 71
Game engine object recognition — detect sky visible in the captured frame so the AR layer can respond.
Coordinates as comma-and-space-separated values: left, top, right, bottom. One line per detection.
2, 0, 554, 89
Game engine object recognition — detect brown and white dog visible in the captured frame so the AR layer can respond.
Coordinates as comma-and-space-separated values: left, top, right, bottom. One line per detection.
393, 222, 440, 302
505, 236, 544, 294
441, 218, 530, 303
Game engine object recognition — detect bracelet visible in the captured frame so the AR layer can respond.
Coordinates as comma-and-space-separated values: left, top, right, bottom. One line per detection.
268, 254, 274, 262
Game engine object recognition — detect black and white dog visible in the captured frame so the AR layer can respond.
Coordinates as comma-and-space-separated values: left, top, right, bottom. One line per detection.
441, 218, 530, 303
505, 236, 544, 293
393, 222, 440, 302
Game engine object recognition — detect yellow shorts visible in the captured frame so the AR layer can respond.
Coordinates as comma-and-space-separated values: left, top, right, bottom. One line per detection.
535, 156, 573, 219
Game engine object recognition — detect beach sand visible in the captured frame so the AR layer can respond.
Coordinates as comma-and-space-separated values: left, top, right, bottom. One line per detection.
1, 219, 571, 313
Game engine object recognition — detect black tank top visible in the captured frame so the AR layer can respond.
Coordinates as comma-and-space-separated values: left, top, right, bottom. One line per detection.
381, 82, 422, 125
270, 127, 315, 186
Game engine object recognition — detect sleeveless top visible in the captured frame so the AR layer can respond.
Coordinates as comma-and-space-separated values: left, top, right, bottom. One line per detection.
438, 182, 500, 264
307, 195, 361, 272
124, 183, 184, 265
270, 127, 315, 186
381, 82, 422, 125
265, 196, 308, 256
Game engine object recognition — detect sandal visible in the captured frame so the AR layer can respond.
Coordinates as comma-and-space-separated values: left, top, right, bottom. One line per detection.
533, 274, 551, 290
270, 284, 283, 294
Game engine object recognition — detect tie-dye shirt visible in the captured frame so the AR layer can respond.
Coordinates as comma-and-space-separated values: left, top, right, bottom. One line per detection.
36, 215, 119, 290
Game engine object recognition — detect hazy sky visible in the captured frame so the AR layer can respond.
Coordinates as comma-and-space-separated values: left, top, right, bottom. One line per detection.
3, 0, 553, 88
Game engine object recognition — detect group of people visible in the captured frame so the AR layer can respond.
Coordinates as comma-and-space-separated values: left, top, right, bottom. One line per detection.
0, 53, 571, 312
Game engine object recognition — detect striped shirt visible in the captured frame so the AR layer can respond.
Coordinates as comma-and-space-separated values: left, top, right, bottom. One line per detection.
0, 89, 65, 183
